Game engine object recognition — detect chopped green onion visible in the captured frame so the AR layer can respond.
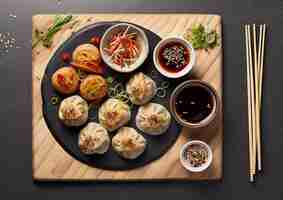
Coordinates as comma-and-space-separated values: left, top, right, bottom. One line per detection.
161, 81, 170, 89
32, 15, 73, 49
77, 69, 87, 80
156, 88, 166, 98
106, 76, 114, 84
108, 82, 132, 106
50, 96, 60, 105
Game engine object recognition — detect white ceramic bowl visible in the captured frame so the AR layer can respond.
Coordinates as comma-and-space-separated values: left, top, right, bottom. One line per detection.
100, 23, 149, 73
153, 37, 196, 78
179, 140, 213, 172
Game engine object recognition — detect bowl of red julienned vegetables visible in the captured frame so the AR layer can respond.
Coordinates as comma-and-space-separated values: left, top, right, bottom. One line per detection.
153, 36, 195, 78
100, 23, 149, 73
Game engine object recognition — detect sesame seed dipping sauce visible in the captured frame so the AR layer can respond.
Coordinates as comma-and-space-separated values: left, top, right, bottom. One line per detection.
183, 143, 208, 167
153, 37, 196, 79
180, 140, 212, 172
158, 41, 190, 73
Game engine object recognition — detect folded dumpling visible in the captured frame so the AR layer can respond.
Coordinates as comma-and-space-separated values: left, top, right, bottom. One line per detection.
72, 43, 102, 74
112, 127, 146, 159
58, 95, 88, 127
126, 72, 157, 105
136, 103, 171, 135
78, 122, 110, 155
99, 98, 131, 131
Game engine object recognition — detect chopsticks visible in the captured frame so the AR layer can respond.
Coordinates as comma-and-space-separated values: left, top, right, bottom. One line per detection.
244, 24, 266, 182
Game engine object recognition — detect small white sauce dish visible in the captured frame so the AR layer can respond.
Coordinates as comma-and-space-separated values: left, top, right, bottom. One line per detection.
153, 36, 196, 78
100, 23, 149, 73
179, 140, 212, 172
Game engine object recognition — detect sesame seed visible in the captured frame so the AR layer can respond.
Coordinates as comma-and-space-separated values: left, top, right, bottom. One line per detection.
57, 0, 63, 6
0, 32, 19, 55
9, 13, 17, 19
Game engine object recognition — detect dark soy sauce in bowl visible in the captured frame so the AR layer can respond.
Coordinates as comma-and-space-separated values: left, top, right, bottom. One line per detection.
175, 85, 213, 124
158, 42, 190, 73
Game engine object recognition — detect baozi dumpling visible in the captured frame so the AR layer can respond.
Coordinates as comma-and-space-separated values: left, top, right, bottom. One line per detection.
136, 103, 171, 135
78, 122, 110, 155
112, 127, 146, 159
58, 95, 88, 127
126, 72, 157, 105
99, 98, 131, 131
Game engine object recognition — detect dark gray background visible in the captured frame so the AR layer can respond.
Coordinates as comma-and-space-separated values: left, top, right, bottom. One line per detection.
1, 0, 283, 199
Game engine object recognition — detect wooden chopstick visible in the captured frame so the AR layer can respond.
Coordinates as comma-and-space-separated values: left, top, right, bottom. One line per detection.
245, 23, 266, 181
259, 24, 266, 107
245, 25, 254, 182
253, 24, 262, 172
247, 25, 257, 177
257, 24, 266, 171
247, 25, 256, 179
258, 25, 263, 107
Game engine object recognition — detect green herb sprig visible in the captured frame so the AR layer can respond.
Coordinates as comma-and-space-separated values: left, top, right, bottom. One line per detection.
32, 15, 73, 49
184, 24, 219, 50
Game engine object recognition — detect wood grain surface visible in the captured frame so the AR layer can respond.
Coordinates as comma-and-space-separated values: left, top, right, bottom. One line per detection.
32, 14, 223, 181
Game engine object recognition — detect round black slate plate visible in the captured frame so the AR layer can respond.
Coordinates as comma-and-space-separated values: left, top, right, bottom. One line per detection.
41, 21, 183, 170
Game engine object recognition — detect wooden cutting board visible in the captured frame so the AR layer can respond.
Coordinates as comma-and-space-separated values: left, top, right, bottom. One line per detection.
32, 14, 223, 181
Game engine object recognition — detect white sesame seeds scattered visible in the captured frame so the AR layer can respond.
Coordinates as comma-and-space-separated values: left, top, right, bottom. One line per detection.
9, 13, 17, 19
57, 0, 63, 6
0, 32, 18, 55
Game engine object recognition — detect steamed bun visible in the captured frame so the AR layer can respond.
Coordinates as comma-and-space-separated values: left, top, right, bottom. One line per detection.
112, 127, 146, 159
126, 72, 156, 105
78, 122, 110, 155
98, 98, 131, 132
136, 103, 171, 135
58, 95, 88, 127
